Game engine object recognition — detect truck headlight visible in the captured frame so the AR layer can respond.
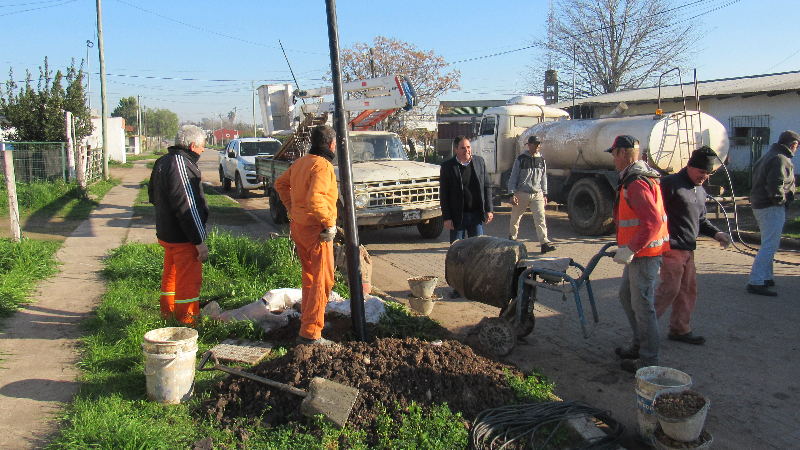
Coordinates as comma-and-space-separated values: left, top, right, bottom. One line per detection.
243, 164, 256, 171
355, 193, 369, 209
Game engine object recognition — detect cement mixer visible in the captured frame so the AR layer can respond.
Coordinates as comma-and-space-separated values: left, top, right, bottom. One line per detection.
471, 98, 730, 235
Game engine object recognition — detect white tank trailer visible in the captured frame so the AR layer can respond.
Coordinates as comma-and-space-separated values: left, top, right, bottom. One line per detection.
472, 98, 729, 235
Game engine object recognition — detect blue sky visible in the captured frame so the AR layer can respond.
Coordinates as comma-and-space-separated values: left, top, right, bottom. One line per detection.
2, 0, 797, 123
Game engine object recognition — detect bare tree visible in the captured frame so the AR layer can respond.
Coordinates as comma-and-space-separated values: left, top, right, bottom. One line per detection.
533, 0, 700, 99
337, 36, 460, 130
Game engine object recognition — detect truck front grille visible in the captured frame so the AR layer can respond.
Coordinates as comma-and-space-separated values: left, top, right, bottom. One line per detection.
363, 178, 439, 208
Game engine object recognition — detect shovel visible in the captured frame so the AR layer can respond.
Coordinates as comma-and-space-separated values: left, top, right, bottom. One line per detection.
197, 350, 359, 428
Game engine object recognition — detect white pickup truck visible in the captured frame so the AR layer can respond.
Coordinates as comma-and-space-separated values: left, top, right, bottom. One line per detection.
218, 137, 282, 198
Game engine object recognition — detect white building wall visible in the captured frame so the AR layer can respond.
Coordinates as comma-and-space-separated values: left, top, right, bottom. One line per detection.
85, 117, 126, 163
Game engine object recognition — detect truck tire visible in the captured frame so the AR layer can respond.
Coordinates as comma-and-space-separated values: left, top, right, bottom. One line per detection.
567, 178, 615, 236
221, 168, 231, 192
235, 173, 247, 199
417, 216, 444, 239
269, 190, 289, 224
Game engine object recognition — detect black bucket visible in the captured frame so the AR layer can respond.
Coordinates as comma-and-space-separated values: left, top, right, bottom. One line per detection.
445, 236, 527, 308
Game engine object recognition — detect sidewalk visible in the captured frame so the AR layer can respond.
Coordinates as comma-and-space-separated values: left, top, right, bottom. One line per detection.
0, 164, 149, 449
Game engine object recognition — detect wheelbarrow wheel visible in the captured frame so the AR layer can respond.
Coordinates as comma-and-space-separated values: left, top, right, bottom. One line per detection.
498, 297, 536, 338
517, 312, 536, 338
478, 318, 516, 356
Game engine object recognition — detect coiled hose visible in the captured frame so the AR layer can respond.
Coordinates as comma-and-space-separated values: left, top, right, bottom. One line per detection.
469, 401, 625, 450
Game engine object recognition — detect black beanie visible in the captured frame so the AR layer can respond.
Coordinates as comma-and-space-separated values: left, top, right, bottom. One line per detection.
687, 146, 717, 172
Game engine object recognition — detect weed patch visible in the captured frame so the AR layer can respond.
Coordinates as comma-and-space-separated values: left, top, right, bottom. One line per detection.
0, 238, 61, 318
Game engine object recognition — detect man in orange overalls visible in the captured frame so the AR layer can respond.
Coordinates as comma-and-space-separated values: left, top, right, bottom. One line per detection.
607, 135, 670, 373
275, 125, 338, 346
148, 125, 210, 326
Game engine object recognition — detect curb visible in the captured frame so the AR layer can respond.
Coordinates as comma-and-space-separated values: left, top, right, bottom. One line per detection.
735, 230, 800, 251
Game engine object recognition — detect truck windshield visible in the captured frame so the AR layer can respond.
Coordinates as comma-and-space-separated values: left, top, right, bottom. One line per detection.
241, 141, 281, 157
346, 135, 408, 164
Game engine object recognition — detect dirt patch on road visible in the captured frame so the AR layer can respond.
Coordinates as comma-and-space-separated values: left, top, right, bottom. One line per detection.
200, 337, 523, 446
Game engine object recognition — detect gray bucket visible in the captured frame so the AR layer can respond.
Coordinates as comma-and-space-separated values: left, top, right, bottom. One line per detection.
635, 366, 692, 445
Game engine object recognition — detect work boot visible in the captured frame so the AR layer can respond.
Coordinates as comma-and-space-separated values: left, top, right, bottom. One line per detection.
620, 359, 645, 374
541, 243, 557, 254
668, 331, 706, 345
764, 279, 776, 287
614, 345, 640, 359
451, 289, 462, 299
296, 335, 337, 346
746, 284, 777, 297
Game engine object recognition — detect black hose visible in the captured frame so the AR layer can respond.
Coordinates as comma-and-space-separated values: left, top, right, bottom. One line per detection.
710, 161, 800, 266
469, 401, 625, 450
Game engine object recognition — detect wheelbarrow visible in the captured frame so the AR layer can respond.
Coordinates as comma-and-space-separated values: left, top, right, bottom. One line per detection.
446, 238, 617, 356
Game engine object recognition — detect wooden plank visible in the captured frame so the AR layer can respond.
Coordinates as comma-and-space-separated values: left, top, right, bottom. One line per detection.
209, 339, 273, 365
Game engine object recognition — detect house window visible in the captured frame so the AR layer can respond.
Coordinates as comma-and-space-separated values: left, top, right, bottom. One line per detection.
729, 115, 770, 147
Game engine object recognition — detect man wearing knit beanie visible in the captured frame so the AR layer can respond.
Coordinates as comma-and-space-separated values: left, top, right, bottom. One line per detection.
746, 130, 798, 296
653, 146, 731, 345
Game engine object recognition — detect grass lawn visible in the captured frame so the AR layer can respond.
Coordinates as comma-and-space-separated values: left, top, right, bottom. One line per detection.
49, 232, 561, 449
0, 177, 120, 241
0, 238, 61, 319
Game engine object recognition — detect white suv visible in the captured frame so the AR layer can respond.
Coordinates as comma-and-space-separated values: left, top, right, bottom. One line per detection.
218, 137, 281, 198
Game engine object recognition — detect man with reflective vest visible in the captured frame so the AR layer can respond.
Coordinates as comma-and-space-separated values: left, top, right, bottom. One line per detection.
607, 135, 670, 373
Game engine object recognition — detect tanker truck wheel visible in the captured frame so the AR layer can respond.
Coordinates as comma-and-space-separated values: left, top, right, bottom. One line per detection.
567, 178, 615, 236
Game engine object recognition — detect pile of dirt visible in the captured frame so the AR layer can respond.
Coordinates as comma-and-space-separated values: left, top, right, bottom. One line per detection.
199, 337, 523, 444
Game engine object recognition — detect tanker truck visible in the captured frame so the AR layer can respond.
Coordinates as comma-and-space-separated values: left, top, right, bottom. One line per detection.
471, 96, 729, 235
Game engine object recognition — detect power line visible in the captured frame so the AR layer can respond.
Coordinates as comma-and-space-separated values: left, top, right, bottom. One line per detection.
0, 0, 75, 17
113, 0, 326, 56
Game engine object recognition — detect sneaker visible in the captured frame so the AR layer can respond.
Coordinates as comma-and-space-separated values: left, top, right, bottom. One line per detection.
614, 346, 640, 359
541, 243, 557, 253
296, 335, 337, 346
620, 359, 641, 373
746, 284, 777, 297
764, 279, 776, 287
668, 331, 706, 345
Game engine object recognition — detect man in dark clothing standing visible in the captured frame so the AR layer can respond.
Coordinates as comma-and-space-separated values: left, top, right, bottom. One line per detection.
654, 146, 731, 345
148, 125, 209, 325
746, 130, 798, 296
439, 135, 494, 243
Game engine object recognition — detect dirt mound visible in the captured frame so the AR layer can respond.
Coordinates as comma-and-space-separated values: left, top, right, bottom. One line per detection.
200, 338, 522, 443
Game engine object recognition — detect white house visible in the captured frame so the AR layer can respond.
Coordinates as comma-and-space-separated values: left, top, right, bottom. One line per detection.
553, 70, 800, 170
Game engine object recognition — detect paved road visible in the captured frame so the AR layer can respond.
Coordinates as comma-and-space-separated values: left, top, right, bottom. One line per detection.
199, 156, 800, 449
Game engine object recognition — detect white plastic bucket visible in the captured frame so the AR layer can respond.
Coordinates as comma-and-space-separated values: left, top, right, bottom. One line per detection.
142, 327, 198, 404
635, 366, 692, 445
654, 390, 710, 442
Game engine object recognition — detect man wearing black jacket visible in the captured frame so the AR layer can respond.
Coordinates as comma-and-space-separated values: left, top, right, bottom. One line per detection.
654, 146, 730, 345
439, 136, 494, 243
148, 125, 209, 325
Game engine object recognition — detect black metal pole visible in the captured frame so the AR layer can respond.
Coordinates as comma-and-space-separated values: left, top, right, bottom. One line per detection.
325, 0, 367, 342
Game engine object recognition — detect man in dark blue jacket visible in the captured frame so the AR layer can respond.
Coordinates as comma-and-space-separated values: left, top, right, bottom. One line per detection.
148, 125, 209, 325
653, 146, 730, 345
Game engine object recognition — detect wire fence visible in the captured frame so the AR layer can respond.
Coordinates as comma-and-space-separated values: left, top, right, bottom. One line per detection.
0, 142, 66, 183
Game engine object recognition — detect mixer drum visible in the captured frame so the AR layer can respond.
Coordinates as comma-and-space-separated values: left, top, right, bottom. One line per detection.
445, 236, 527, 308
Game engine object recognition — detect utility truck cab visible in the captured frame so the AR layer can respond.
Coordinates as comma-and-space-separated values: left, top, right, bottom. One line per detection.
471, 96, 569, 195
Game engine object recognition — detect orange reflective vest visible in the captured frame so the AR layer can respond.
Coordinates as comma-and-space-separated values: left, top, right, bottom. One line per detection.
616, 177, 670, 257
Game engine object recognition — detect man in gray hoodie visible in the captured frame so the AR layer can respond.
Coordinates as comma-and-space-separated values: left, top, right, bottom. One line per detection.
746, 130, 798, 296
508, 135, 556, 253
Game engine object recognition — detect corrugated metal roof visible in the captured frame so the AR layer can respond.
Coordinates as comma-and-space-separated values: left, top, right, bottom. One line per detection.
553, 70, 800, 108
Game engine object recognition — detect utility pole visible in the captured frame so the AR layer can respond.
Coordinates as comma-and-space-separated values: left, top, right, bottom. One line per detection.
86, 40, 93, 111
252, 81, 257, 137
96, 0, 109, 180
325, 0, 366, 342
137, 95, 142, 154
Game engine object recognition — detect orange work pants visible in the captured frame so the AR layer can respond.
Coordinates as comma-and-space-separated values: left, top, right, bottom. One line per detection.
158, 239, 202, 326
291, 222, 335, 340
654, 249, 697, 335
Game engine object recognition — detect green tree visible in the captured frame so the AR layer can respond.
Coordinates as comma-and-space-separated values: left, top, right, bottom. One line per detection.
1, 57, 92, 142
145, 108, 178, 146
111, 96, 139, 134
